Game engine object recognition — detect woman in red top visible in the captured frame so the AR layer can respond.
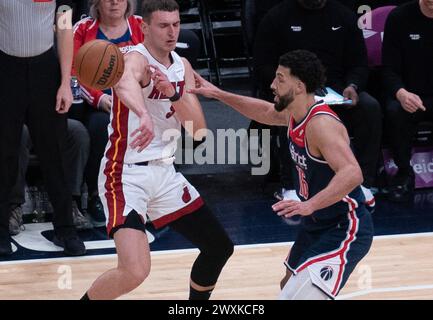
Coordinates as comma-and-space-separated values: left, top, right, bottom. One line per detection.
73, 0, 144, 227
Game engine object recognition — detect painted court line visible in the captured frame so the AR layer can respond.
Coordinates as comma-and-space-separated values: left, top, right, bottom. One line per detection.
1, 231, 433, 266
337, 284, 433, 300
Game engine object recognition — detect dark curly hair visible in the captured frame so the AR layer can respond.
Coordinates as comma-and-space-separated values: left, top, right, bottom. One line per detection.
278, 50, 326, 94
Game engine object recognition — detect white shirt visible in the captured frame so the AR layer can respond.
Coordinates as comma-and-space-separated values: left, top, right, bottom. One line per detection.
0, 0, 71, 57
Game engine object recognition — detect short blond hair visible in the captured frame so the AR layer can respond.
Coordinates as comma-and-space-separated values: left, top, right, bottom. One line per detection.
89, 0, 136, 20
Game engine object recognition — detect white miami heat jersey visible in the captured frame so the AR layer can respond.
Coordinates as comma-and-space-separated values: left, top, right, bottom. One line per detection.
105, 43, 186, 164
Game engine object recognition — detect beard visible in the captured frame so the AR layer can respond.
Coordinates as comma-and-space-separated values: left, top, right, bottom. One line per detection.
297, 0, 327, 10
274, 91, 295, 112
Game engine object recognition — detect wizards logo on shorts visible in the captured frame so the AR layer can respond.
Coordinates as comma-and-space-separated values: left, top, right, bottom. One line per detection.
320, 266, 334, 281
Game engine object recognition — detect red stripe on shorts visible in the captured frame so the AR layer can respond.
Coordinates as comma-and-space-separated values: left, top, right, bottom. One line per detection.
152, 197, 204, 229
104, 94, 129, 235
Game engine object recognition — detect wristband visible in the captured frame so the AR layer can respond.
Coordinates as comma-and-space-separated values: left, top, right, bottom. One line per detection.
169, 91, 181, 102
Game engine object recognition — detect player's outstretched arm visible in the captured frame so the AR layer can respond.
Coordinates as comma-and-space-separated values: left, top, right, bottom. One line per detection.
176, 58, 207, 140
189, 72, 287, 126
114, 52, 154, 152
273, 116, 363, 218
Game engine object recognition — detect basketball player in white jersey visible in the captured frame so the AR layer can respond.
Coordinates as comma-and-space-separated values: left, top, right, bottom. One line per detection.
81, 0, 233, 300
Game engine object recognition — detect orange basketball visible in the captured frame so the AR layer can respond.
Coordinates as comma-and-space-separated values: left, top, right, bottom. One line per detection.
74, 40, 124, 91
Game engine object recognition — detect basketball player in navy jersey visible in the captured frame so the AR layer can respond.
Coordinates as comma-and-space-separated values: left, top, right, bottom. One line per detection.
190, 50, 374, 299
80, 0, 233, 300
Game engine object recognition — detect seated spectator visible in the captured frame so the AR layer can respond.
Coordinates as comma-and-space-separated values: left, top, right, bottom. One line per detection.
253, 0, 382, 209
8, 121, 92, 235
73, 0, 144, 227
382, 0, 433, 201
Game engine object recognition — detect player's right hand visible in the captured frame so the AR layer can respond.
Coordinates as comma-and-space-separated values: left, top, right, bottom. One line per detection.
130, 112, 154, 152
187, 71, 220, 99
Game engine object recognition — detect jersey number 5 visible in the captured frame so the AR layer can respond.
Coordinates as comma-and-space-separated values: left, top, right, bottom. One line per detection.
296, 166, 309, 199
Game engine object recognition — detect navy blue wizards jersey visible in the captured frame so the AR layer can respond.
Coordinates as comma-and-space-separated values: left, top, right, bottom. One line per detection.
288, 102, 366, 230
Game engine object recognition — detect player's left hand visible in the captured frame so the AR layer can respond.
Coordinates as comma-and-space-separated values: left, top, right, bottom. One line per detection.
148, 64, 176, 98
342, 86, 358, 107
188, 70, 221, 99
272, 200, 314, 218
56, 82, 73, 113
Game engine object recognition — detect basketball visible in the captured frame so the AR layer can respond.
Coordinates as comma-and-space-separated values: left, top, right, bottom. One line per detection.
74, 40, 124, 91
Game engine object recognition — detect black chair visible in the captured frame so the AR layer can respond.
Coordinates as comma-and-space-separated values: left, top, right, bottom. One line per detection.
198, 0, 249, 85
240, 0, 256, 80
179, 0, 214, 81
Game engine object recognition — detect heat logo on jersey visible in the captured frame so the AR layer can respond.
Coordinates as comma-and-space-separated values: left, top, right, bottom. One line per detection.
147, 80, 185, 100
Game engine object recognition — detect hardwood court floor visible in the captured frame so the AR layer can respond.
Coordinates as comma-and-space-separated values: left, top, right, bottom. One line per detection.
0, 233, 432, 300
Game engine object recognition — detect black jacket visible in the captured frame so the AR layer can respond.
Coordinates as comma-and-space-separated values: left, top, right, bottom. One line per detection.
253, 0, 369, 99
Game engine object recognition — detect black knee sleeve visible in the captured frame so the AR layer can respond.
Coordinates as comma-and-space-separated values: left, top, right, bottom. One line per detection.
169, 204, 234, 286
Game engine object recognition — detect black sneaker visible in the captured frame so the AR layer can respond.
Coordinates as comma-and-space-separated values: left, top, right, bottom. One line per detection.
9, 205, 25, 236
388, 184, 414, 202
388, 170, 415, 203
87, 196, 106, 227
0, 234, 12, 256
53, 235, 86, 256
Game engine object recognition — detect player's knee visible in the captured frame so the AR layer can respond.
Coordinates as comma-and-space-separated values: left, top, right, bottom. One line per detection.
220, 237, 234, 260
208, 236, 234, 263
196, 207, 234, 262
121, 264, 150, 290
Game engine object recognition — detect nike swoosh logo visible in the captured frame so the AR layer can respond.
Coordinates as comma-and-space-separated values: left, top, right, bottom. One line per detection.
332, 26, 342, 31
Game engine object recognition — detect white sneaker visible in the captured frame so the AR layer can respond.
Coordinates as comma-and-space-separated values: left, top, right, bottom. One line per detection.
282, 189, 301, 201
274, 188, 302, 226
361, 185, 375, 213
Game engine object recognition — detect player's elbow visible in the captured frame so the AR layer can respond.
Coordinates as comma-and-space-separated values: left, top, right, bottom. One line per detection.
351, 165, 364, 188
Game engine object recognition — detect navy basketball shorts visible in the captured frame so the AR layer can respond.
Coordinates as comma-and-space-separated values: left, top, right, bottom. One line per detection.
285, 207, 374, 299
